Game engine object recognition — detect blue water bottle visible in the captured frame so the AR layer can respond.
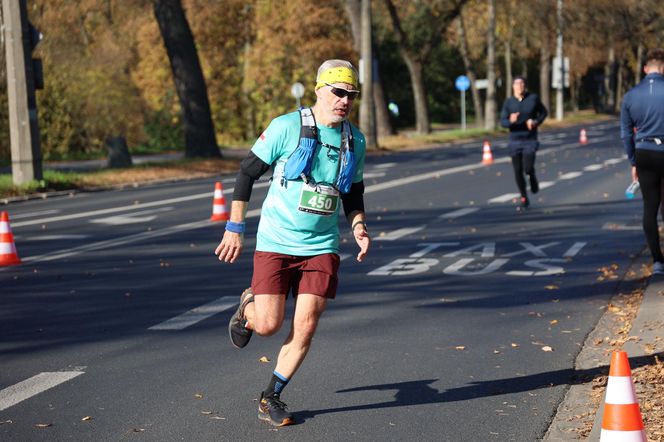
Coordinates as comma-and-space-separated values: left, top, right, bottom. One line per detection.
625, 181, 640, 199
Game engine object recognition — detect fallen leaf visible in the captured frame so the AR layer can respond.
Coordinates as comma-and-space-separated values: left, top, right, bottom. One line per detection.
544, 285, 559, 290
511, 343, 520, 348
194, 393, 204, 399
550, 320, 559, 325
131, 428, 145, 433
259, 356, 270, 363
35, 423, 52, 428
542, 346, 554, 352
210, 416, 226, 420
201, 411, 213, 415
455, 346, 466, 350
0, 420, 13, 425
81, 416, 93, 421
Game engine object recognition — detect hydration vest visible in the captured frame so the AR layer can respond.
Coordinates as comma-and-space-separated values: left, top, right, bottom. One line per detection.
283, 107, 356, 194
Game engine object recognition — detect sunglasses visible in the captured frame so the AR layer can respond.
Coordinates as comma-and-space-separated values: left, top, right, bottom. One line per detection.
325, 83, 360, 100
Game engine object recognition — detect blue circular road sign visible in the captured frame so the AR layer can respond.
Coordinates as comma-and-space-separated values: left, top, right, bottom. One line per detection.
455, 75, 470, 91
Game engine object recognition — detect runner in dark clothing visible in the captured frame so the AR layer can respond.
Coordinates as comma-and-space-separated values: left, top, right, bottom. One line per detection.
500, 76, 548, 208
620, 48, 664, 274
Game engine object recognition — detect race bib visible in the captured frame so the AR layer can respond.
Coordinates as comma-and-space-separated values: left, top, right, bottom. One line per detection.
298, 183, 339, 216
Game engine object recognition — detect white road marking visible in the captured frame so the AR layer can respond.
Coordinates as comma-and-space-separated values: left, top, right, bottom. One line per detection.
362, 172, 386, 179
563, 242, 587, 257
374, 226, 426, 241
8, 210, 60, 220
374, 162, 397, 169
439, 208, 479, 219
149, 297, 238, 330
584, 164, 603, 171
604, 157, 624, 165
339, 253, 352, 261
540, 181, 556, 189
488, 193, 520, 203
0, 371, 84, 411
602, 223, 641, 231
559, 172, 583, 180
16, 234, 90, 241
7, 139, 618, 263
90, 207, 173, 225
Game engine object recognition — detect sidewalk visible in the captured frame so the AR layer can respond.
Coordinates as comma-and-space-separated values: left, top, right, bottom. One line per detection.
545, 248, 664, 441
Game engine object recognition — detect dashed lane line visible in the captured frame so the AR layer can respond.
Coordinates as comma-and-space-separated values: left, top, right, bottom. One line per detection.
374, 226, 426, 241
0, 371, 84, 411
149, 297, 238, 330
439, 207, 479, 219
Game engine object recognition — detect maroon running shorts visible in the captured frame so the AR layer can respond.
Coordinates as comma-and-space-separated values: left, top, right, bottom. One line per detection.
251, 251, 340, 299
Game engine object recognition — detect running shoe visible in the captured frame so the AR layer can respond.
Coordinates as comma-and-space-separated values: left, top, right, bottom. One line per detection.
653, 262, 664, 275
520, 196, 530, 208
258, 392, 294, 426
228, 288, 254, 348
530, 174, 539, 194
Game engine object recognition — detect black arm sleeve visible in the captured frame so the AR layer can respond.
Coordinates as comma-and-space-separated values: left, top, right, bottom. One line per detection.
341, 181, 365, 218
233, 151, 271, 201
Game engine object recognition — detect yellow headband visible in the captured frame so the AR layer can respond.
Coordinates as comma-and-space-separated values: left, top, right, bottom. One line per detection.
315, 67, 359, 90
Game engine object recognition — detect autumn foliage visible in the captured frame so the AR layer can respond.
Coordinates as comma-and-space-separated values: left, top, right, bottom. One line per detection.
0, 0, 663, 161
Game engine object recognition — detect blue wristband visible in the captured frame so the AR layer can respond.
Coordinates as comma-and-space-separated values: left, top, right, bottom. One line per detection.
225, 221, 245, 234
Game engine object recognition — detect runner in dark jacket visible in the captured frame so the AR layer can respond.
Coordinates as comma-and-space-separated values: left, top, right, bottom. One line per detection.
620, 48, 664, 274
500, 76, 548, 208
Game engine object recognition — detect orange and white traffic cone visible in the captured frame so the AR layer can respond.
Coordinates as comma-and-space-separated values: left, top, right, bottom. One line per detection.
0, 211, 21, 266
580, 128, 589, 145
599, 351, 646, 441
210, 182, 229, 222
482, 140, 494, 165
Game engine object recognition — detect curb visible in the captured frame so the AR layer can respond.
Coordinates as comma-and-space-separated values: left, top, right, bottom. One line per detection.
543, 245, 662, 441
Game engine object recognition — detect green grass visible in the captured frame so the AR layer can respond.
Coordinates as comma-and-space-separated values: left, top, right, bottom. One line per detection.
0, 170, 85, 198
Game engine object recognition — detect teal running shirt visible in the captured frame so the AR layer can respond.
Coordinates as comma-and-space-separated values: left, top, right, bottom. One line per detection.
251, 110, 366, 256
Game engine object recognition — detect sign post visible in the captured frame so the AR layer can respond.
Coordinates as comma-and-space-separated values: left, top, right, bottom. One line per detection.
455, 75, 470, 131
290, 82, 304, 109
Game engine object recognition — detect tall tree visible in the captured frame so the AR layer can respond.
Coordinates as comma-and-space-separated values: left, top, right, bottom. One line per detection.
455, 10, 483, 127
345, 0, 393, 139
484, 0, 496, 130
359, 0, 377, 149
383, 0, 467, 134
153, 0, 219, 158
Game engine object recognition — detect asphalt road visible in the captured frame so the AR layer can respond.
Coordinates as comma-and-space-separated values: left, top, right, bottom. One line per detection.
0, 119, 645, 441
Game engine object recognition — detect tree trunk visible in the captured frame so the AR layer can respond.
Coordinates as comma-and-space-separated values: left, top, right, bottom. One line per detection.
616, 59, 624, 107
345, 0, 392, 138
539, 44, 551, 111
504, 40, 512, 99
635, 42, 644, 84
359, 0, 377, 148
604, 46, 616, 112
373, 68, 394, 137
402, 54, 430, 134
456, 14, 483, 127
153, 0, 219, 158
484, 0, 497, 130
